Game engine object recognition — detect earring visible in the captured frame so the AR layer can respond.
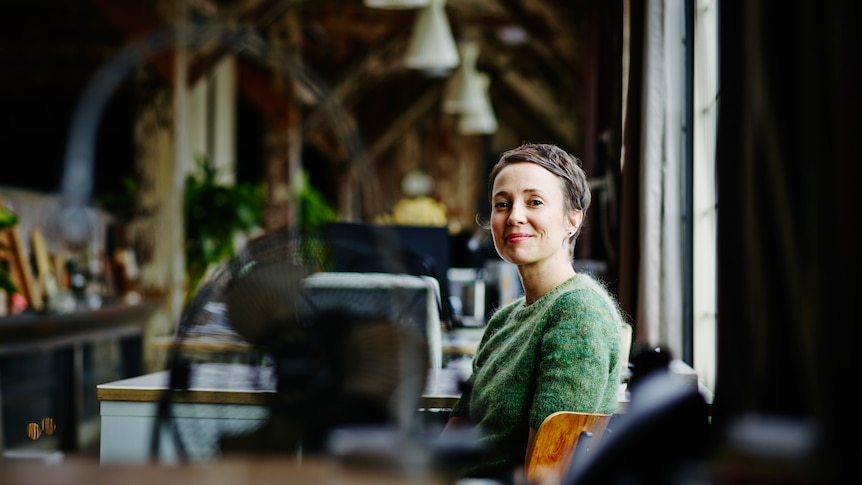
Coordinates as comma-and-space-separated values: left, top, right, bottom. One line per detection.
568, 231, 574, 237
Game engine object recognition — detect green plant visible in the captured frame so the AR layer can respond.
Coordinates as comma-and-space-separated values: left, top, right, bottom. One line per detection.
184, 156, 266, 297
183, 156, 340, 298
0, 204, 20, 294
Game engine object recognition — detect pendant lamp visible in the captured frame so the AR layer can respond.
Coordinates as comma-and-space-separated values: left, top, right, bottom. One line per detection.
403, 0, 459, 76
442, 40, 479, 114
364, 0, 429, 8
457, 73, 497, 135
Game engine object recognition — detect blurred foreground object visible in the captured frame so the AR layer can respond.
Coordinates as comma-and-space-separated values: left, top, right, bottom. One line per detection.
564, 350, 712, 484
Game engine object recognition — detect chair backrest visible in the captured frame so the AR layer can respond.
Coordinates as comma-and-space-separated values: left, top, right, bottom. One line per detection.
525, 411, 612, 485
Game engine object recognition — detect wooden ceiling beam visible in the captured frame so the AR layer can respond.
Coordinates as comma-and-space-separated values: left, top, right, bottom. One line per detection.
92, 0, 303, 130
481, 52, 579, 148
495, 0, 581, 67
90, 0, 590, 166
355, 83, 444, 173
186, 0, 293, 86
89, 0, 175, 85
302, 37, 406, 136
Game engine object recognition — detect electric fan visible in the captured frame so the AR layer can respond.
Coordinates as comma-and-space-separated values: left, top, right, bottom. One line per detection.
153, 227, 439, 464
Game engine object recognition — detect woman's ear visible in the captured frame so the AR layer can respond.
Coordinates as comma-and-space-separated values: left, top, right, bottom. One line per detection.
568, 210, 584, 234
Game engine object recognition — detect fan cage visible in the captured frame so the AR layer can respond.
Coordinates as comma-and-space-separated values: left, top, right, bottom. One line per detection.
154, 228, 443, 462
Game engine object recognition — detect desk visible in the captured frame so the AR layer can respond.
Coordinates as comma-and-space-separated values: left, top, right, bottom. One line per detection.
97, 363, 464, 464
97, 363, 633, 465
0, 298, 162, 453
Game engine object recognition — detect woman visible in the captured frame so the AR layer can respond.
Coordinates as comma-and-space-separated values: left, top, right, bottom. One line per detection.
444, 143, 627, 481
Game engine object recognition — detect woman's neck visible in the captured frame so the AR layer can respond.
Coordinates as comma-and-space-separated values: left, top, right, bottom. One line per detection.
519, 260, 575, 305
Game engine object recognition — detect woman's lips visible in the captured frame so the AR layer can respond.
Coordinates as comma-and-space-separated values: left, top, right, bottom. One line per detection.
506, 233, 531, 243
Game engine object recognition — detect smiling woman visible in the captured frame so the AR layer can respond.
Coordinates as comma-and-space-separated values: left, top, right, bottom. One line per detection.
440, 143, 628, 482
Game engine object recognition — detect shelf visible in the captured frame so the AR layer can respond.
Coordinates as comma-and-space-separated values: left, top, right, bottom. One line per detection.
0, 297, 162, 357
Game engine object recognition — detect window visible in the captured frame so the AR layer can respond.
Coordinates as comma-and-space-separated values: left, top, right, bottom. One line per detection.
692, 0, 719, 392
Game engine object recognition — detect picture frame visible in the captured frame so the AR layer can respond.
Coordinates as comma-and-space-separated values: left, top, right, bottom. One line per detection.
0, 224, 42, 312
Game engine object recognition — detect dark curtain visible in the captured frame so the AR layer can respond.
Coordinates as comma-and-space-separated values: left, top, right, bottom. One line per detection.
617, 0, 644, 337
714, 0, 861, 480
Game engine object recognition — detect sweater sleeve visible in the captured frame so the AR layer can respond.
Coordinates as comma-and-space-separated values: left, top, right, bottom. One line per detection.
529, 289, 621, 429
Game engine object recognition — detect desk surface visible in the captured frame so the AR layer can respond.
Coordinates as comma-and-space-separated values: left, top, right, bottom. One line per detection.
98, 363, 631, 413
97, 363, 464, 409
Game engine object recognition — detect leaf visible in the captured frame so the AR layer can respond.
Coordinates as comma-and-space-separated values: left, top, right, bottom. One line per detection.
0, 205, 19, 229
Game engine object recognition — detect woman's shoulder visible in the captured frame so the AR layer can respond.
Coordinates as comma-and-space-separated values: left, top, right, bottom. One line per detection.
567, 271, 611, 290
550, 274, 625, 322
555, 273, 614, 300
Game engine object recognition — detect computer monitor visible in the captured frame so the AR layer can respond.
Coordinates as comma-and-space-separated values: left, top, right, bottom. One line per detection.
321, 222, 455, 325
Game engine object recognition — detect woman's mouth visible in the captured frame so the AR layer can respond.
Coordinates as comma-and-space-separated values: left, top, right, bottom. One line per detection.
506, 233, 531, 243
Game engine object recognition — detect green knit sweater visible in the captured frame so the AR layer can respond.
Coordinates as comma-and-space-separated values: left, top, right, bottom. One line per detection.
449, 273, 626, 479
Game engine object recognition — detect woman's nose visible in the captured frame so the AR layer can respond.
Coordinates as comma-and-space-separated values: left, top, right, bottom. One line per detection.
507, 202, 527, 224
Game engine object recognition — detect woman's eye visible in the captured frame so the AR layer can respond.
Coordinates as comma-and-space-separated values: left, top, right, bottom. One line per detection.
493, 201, 509, 209
529, 199, 543, 206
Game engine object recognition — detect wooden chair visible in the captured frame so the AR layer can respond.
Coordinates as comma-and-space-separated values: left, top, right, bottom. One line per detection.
524, 411, 613, 485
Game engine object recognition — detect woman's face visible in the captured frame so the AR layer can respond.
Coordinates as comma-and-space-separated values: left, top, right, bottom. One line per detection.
490, 162, 578, 268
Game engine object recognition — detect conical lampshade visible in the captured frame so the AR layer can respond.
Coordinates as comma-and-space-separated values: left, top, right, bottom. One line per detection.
403, 0, 459, 76
364, 0, 429, 8
442, 41, 479, 113
458, 73, 497, 135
